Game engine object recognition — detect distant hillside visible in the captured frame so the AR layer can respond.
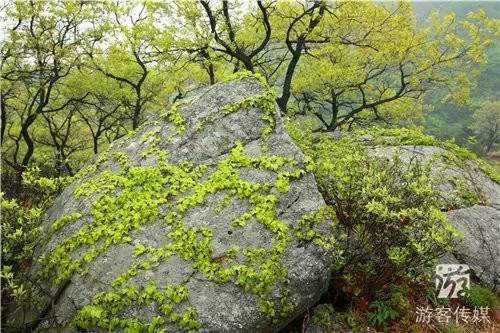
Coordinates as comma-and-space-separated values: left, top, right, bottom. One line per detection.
412, 1, 500, 23
411, 1, 500, 153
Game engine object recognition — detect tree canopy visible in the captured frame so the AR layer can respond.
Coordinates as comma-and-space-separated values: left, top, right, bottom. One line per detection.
1, 0, 499, 182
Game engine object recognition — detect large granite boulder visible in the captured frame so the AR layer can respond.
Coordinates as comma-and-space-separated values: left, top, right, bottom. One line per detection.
30, 76, 335, 332
364, 143, 500, 291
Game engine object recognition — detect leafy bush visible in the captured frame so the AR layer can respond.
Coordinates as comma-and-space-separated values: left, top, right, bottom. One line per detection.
288, 123, 461, 296
1, 171, 67, 321
316, 135, 459, 293
1, 195, 43, 312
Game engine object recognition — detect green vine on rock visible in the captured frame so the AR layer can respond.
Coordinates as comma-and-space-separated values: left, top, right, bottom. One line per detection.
222, 89, 277, 140
73, 282, 200, 332
40, 139, 334, 331
225, 70, 271, 89
48, 212, 82, 235
161, 98, 192, 135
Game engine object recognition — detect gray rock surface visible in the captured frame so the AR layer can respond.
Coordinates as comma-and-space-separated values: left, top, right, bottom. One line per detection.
366, 145, 500, 209
447, 205, 500, 292
32, 77, 334, 332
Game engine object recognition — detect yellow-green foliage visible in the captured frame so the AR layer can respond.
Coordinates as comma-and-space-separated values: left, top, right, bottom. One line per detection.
162, 98, 192, 134
225, 71, 270, 89
1, 195, 43, 306
291, 128, 461, 292
48, 212, 82, 235
312, 304, 335, 329
294, 206, 339, 250
73, 283, 200, 332
22, 166, 75, 197
290, 2, 499, 128
222, 89, 277, 139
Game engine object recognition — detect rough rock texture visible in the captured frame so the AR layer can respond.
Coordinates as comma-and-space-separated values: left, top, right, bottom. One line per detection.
447, 205, 500, 292
365, 144, 500, 291
32, 77, 334, 332
366, 145, 500, 209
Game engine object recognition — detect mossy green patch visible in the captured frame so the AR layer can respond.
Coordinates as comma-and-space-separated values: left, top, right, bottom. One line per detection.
48, 212, 82, 235
222, 89, 277, 139
73, 283, 200, 332
294, 206, 339, 250
161, 98, 192, 135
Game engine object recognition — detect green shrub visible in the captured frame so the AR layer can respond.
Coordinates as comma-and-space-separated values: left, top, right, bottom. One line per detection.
462, 283, 500, 308
1, 195, 43, 311
288, 123, 461, 296
316, 135, 459, 293
312, 304, 335, 328
1, 170, 67, 321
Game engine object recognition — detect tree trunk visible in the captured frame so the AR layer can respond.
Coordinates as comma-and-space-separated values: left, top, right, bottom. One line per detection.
276, 48, 302, 114
132, 103, 141, 130
1, 93, 6, 144
18, 114, 37, 181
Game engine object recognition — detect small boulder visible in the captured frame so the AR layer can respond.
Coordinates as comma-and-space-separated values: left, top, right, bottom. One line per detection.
366, 145, 500, 209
